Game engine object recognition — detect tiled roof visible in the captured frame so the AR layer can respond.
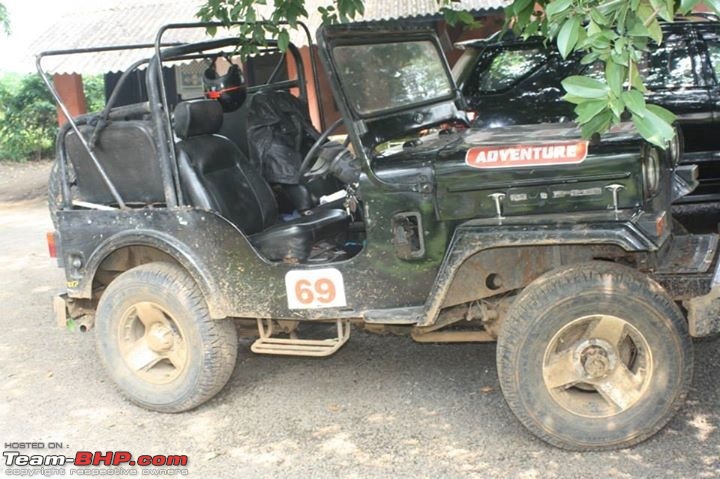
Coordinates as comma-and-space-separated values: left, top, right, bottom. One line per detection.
34, 0, 508, 75
362, 0, 507, 20
34, 1, 205, 75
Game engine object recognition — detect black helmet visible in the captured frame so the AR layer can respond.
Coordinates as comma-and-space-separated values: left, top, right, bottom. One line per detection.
203, 57, 247, 112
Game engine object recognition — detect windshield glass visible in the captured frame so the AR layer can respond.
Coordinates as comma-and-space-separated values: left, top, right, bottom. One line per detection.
474, 49, 546, 92
333, 40, 454, 116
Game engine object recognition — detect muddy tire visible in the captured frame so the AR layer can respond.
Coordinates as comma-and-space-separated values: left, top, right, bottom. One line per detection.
497, 261, 693, 450
95, 262, 238, 413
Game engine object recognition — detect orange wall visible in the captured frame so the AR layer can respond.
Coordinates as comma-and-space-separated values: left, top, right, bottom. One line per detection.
53, 74, 88, 125
287, 45, 341, 132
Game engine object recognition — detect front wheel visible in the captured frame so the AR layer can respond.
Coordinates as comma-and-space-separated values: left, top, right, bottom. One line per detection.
497, 261, 693, 450
95, 262, 238, 412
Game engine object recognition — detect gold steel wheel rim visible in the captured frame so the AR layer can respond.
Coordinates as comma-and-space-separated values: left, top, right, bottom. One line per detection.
117, 301, 188, 385
542, 314, 653, 418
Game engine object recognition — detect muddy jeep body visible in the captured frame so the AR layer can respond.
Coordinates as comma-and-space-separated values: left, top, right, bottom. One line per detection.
42, 21, 720, 450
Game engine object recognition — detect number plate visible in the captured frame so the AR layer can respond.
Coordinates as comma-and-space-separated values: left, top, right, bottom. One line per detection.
285, 268, 347, 310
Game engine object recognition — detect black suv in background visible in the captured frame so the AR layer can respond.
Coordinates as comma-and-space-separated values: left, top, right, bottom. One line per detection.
454, 14, 720, 204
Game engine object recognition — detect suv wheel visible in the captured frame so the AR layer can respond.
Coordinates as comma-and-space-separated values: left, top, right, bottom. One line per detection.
497, 261, 693, 450
95, 262, 238, 412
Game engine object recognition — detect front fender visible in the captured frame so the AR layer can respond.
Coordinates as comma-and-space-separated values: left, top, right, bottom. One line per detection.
419, 217, 658, 327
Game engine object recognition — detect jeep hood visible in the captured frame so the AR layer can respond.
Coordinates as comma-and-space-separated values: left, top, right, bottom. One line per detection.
377, 122, 648, 224
381, 122, 642, 164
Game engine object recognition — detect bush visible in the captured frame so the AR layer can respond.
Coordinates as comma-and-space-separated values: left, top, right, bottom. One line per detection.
0, 73, 106, 162
84, 75, 106, 113
0, 74, 57, 161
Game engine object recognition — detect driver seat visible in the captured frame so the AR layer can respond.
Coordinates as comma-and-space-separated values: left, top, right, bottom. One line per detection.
174, 100, 349, 262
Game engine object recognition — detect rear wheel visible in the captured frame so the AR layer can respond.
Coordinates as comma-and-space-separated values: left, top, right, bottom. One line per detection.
95, 262, 238, 412
497, 261, 693, 450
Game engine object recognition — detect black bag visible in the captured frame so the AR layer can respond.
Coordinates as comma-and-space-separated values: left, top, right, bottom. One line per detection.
246, 90, 320, 184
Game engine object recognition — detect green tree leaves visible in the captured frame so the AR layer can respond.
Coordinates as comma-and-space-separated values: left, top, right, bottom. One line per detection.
197, 0, 367, 58
562, 76, 609, 98
196, 0, 717, 148
0, 74, 57, 161
0, 2, 10, 35
510, 0, 717, 148
197, 1, 484, 57
557, 16, 581, 58
561, 71, 676, 148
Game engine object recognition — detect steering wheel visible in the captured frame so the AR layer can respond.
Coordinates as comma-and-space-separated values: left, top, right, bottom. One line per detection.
298, 118, 345, 179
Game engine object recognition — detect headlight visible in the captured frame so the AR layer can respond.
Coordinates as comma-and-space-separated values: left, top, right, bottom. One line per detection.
642, 147, 661, 197
669, 128, 682, 167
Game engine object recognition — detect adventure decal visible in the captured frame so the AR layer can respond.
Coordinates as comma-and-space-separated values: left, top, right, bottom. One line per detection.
465, 141, 589, 169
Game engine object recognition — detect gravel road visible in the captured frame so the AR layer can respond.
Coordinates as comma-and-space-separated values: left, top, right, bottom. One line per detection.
0, 194, 718, 478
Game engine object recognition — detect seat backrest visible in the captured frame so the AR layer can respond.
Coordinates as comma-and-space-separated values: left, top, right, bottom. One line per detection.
174, 100, 278, 235
65, 120, 165, 205
219, 99, 251, 156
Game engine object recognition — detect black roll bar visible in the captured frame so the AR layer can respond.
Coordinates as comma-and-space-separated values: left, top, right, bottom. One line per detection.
36, 43, 180, 210
38, 20, 324, 212
149, 21, 324, 207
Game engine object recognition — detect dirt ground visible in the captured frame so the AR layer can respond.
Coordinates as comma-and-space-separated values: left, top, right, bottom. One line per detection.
0, 160, 53, 203
0, 162, 719, 478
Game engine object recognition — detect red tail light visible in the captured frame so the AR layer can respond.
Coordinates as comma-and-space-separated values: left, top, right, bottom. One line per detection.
46, 232, 57, 258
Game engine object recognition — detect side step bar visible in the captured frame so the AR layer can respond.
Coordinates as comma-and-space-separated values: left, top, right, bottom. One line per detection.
251, 319, 350, 357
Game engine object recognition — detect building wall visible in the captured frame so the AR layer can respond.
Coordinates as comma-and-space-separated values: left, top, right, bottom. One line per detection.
287, 45, 339, 132
53, 74, 87, 126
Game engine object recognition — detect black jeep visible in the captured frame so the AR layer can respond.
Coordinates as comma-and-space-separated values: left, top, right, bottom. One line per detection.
41, 21, 720, 451
455, 14, 720, 204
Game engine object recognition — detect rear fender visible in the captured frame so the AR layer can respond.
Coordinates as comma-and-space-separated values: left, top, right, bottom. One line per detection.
78, 230, 231, 318
56, 208, 256, 319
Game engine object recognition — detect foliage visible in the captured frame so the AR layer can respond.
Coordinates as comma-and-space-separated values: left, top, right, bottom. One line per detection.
0, 2, 9, 35
198, 0, 359, 57
199, 0, 720, 148
196, 0, 482, 56
84, 75, 106, 112
0, 73, 106, 162
0, 74, 57, 161
507, 0, 720, 147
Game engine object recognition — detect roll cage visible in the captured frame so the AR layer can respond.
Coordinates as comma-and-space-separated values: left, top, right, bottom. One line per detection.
37, 21, 325, 213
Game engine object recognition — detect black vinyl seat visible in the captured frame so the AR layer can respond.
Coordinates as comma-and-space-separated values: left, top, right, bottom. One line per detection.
174, 99, 349, 262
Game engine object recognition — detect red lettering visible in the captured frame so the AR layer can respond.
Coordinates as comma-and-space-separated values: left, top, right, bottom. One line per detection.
113, 452, 132, 466
93, 451, 113, 466
466, 141, 588, 169
74, 451, 92, 466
